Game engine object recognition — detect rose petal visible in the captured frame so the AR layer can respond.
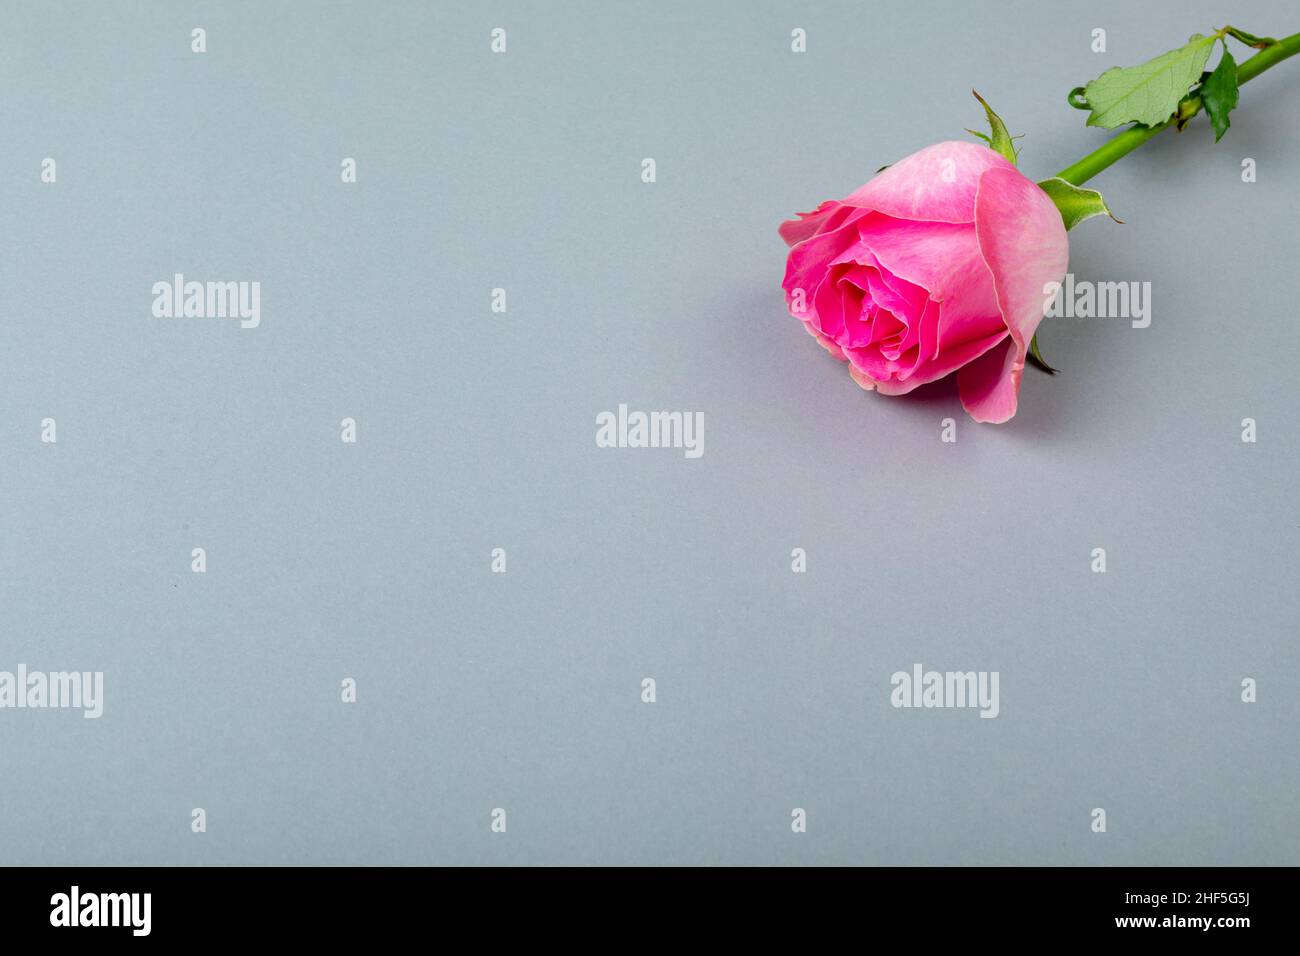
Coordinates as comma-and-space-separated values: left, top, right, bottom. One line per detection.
847, 365, 878, 391
801, 321, 848, 361
959, 166, 1069, 423
844, 141, 1016, 223
858, 216, 993, 309
782, 214, 869, 318
955, 336, 1018, 422
779, 200, 863, 247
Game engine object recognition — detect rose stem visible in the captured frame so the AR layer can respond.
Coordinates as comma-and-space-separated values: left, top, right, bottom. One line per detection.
1054, 30, 1300, 186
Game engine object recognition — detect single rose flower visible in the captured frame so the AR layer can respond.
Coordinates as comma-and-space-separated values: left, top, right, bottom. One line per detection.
779, 141, 1068, 423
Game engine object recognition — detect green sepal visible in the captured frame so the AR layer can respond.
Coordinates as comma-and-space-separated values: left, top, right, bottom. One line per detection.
1027, 334, 1057, 374
1036, 177, 1122, 231
970, 90, 1017, 164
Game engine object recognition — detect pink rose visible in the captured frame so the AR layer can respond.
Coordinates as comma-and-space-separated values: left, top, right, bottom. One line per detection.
780, 141, 1068, 423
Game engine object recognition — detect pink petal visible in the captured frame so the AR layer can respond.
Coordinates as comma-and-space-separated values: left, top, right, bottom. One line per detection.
779, 200, 859, 247
904, 322, 1008, 392
959, 167, 1069, 423
847, 365, 878, 391
801, 321, 849, 361
844, 141, 1016, 223
859, 215, 994, 307
955, 336, 1018, 421
782, 214, 870, 316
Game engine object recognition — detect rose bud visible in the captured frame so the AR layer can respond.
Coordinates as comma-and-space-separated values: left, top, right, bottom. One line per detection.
780, 141, 1068, 423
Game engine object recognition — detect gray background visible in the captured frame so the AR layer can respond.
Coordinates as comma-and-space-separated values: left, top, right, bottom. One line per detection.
1, 0, 1296, 865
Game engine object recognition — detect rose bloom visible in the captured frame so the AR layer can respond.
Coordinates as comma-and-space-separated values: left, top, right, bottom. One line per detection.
780, 141, 1068, 423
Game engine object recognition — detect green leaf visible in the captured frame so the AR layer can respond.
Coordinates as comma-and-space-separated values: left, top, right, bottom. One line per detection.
1200, 46, 1240, 141
1027, 334, 1057, 374
1036, 177, 1122, 231
1082, 34, 1216, 127
970, 90, 1017, 164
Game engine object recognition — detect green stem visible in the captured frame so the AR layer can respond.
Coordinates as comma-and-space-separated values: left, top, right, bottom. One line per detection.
1055, 30, 1300, 185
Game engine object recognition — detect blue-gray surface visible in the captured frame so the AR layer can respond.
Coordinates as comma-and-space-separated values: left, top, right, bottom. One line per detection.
1, 0, 1296, 865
